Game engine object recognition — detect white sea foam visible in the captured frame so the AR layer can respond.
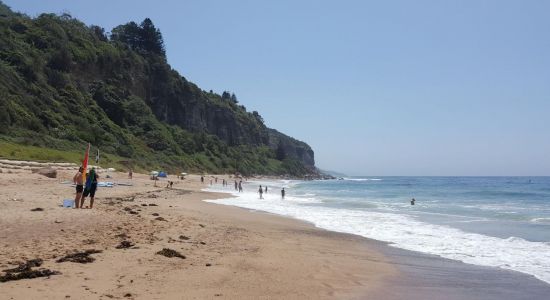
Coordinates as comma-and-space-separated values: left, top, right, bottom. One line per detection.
531, 218, 550, 224
343, 178, 382, 181
204, 181, 550, 285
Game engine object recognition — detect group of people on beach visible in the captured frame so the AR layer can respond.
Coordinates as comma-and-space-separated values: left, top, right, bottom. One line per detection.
202, 174, 286, 199
259, 185, 285, 199
73, 167, 99, 209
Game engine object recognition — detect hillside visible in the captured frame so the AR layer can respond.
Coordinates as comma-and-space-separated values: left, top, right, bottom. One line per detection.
0, 2, 317, 176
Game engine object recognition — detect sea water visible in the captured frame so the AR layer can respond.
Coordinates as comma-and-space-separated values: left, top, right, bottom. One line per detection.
205, 177, 550, 284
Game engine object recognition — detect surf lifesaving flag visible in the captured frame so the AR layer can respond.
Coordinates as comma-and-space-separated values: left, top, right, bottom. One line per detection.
82, 143, 90, 182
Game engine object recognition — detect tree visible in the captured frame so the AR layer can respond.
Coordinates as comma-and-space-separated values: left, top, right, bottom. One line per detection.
90, 25, 108, 42
140, 18, 165, 56
111, 21, 141, 49
0, 105, 11, 133
252, 111, 264, 124
48, 47, 72, 72
230, 93, 238, 103
110, 19, 165, 56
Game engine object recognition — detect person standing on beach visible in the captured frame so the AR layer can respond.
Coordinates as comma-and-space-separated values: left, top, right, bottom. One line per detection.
281, 187, 285, 199
259, 185, 264, 199
234, 181, 238, 190
201, 176, 204, 183
238, 180, 243, 192
81, 167, 99, 208
73, 167, 84, 209
265, 186, 268, 193
128, 169, 133, 179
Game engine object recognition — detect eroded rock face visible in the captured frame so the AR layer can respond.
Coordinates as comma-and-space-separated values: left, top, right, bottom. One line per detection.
149, 90, 269, 147
129, 73, 314, 167
268, 129, 315, 167
32, 167, 57, 178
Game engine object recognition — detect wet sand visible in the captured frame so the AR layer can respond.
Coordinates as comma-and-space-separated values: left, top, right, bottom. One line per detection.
368, 240, 550, 300
1, 166, 549, 299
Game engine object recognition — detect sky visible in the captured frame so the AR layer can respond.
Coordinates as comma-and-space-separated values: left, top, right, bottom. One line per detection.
5, 0, 550, 175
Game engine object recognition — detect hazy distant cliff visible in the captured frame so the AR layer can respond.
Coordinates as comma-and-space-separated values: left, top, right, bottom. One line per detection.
0, 1, 316, 175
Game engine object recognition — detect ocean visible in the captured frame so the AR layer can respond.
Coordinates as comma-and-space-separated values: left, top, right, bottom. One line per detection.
205, 176, 550, 285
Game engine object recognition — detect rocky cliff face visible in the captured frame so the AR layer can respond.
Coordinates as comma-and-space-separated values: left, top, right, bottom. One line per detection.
0, 5, 316, 174
268, 129, 315, 167
145, 78, 270, 147
83, 53, 310, 163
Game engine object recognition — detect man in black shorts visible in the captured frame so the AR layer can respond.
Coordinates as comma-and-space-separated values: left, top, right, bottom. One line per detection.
81, 168, 99, 209
73, 167, 84, 209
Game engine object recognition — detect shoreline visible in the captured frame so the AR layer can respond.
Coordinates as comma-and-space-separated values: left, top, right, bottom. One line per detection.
204, 181, 550, 299
1, 168, 549, 299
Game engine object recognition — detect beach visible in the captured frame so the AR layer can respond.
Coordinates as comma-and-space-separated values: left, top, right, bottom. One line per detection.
1, 167, 549, 299
0, 167, 395, 299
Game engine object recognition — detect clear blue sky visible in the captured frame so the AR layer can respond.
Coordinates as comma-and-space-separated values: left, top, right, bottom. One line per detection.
5, 0, 550, 175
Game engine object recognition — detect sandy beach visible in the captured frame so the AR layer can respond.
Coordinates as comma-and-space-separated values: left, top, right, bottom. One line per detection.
1, 165, 550, 299
0, 166, 395, 299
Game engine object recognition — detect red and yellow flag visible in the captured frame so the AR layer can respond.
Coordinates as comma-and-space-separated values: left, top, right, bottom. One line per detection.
82, 143, 90, 182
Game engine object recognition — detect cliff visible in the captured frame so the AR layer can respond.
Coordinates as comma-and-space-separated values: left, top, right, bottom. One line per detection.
0, 2, 316, 176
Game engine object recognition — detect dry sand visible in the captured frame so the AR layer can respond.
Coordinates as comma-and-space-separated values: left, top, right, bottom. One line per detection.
0, 167, 396, 299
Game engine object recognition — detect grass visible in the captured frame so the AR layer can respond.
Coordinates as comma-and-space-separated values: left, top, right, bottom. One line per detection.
0, 141, 131, 171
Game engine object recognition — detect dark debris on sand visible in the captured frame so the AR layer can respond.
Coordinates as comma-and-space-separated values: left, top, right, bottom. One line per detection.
148, 203, 158, 206
179, 235, 190, 240
0, 268, 60, 283
152, 213, 159, 216
154, 217, 166, 221
3, 259, 43, 273
0, 259, 60, 283
115, 241, 135, 249
30, 207, 44, 211
56, 250, 102, 264
156, 248, 186, 259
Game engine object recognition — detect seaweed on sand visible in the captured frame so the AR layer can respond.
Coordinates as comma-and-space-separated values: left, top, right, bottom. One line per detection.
2, 259, 43, 273
156, 248, 185, 259
116, 241, 135, 249
56, 250, 102, 264
0, 259, 60, 283
0, 268, 60, 282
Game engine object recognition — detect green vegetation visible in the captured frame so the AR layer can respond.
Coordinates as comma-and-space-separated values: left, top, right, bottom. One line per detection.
0, 2, 316, 176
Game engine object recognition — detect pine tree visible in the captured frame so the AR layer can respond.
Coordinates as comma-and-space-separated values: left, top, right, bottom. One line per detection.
140, 18, 165, 56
